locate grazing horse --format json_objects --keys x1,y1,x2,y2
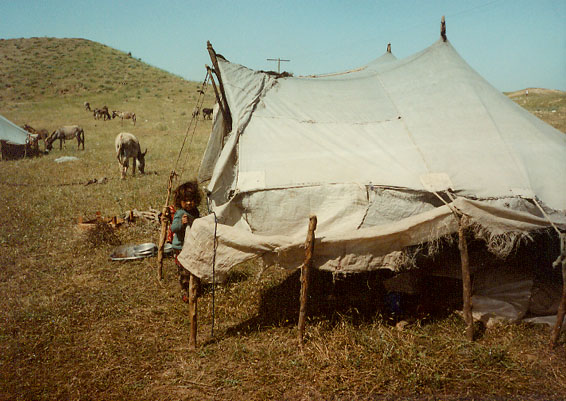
[
  {"x1": 84, "y1": 102, "x2": 91, "y2": 111},
  {"x1": 93, "y1": 105, "x2": 111, "y2": 120},
  {"x1": 46, "y1": 125, "x2": 85, "y2": 151},
  {"x1": 112, "y1": 110, "x2": 136, "y2": 126},
  {"x1": 115, "y1": 132, "x2": 146, "y2": 179},
  {"x1": 93, "y1": 108, "x2": 111, "y2": 121},
  {"x1": 202, "y1": 108, "x2": 213, "y2": 120},
  {"x1": 192, "y1": 107, "x2": 200, "y2": 118}
]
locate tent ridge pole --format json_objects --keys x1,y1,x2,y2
[
  {"x1": 207, "y1": 41, "x2": 232, "y2": 131},
  {"x1": 205, "y1": 65, "x2": 228, "y2": 127}
]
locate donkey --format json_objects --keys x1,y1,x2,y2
[
  {"x1": 93, "y1": 105, "x2": 111, "y2": 121},
  {"x1": 115, "y1": 132, "x2": 146, "y2": 179},
  {"x1": 22, "y1": 124, "x2": 50, "y2": 148},
  {"x1": 46, "y1": 125, "x2": 85, "y2": 151},
  {"x1": 202, "y1": 108, "x2": 213, "y2": 120},
  {"x1": 112, "y1": 110, "x2": 136, "y2": 126}
]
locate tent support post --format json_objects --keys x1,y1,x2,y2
[
  {"x1": 205, "y1": 65, "x2": 228, "y2": 129},
  {"x1": 207, "y1": 41, "x2": 232, "y2": 131},
  {"x1": 189, "y1": 272, "x2": 200, "y2": 350},
  {"x1": 298, "y1": 215, "x2": 317, "y2": 349},
  {"x1": 458, "y1": 219, "x2": 474, "y2": 341},
  {"x1": 551, "y1": 233, "x2": 566, "y2": 348}
]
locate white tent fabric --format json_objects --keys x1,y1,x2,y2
[
  {"x1": 180, "y1": 39, "x2": 566, "y2": 284},
  {"x1": 0, "y1": 114, "x2": 30, "y2": 145}
]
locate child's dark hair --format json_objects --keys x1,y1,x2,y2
[{"x1": 173, "y1": 180, "x2": 202, "y2": 209}]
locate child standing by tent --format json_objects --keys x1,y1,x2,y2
[
  {"x1": 171, "y1": 180, "x2": 201, "y2": 251},
  {"x1": 170, "y1": 180, "x2": 201, "y2": 302}
]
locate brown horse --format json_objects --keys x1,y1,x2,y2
[
  {"x1": 202, "y1": 108, "x2": 213, "y2": 119},
  {"x1": 93, "y1": 106, "x2": 111, "y2": 121}
]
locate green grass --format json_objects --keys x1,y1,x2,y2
[{"x1": 0, "y1": 37, "x2": 565, "y2": 401}]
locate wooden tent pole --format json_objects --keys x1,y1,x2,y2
[
  {"x1": 157, "y1": 170, "x2": 176, "y2": 280},
  {"x1": 441, "y1": 16, "x2": 447, "y2": 42},
  {"x1": 205, "y1": 65, "x2": 228, "y2": 127},
  {"x1": 550, "y1": 233, "x2": 566, "y2": 348},
  {"x1": 458, "y1": 217, "x2": 474, "y2": 341},
  {"x1": 189, "y1": 272, "x2": 200, "y2": 350},
  {"x1": 207, "y1": 41, "x2": 232, "y2": 131},
  {"x1": 298, "y1": 215, "x2": 317, "y2": 349}
]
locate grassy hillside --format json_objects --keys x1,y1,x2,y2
[
  {"x1": 0, "y1": 37, "x2": 196, "y2": 102},
  {"x1": 506, "y1": 88, "x2": 566, "y2": 133},
  {"x1": 0, "y1": 38, "x2": 565, "y2": 401}
]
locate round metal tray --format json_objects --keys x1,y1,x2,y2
[{"x1": 110, "y1": 242, "x2": 173, "y2": 261}]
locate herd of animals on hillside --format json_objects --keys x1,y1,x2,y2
[
  {"x1": 3, "y1": 101, "x2": 213, "y2": 179},
  {"x1": 83, "y1": 102, "x2": 137, "y2": 125}
]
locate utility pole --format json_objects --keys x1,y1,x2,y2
[{"x1": 266, "y1": 57, "x2": 290, "y2": 73}]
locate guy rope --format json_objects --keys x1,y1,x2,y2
[{"x1": 156, "y1": 71, "x2": 211, "y2": 280}]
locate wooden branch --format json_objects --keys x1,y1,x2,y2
[
  {"x1": 207, "y1": 41, "x2": 232, "y2": 131},
  {"x1": 458, "y1": 218, "x2": 474, "y2": 341},
  {"x1": 298, "y1": 215, "x2": 317, "y2": 349},
  {"x1": 157, "y1": 171, "x2": 176, "y2": 280},
  {"x1": 551, "y1": 233, "x2": 566, "y2": 348},
  {"x1": 189, "y1": 272, "x2": 200, "y2": 350}
]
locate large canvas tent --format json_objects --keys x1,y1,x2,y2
[
  {"x1": 180, "y1": 37, "x2": 565, "y2": 279},
  {"x1": 178, "y1": 34, "x2": 565, "y2": 334}
]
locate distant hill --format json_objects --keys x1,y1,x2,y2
[
  {"x1": 0, "y1": 37, "x2": 196, "y2": 103},
  {"x1": 1, "y1": 37, "x2": 564, "y2": 133},
  {"x1": 505, "y1": 88, "x2": 566, "y2": 133}
]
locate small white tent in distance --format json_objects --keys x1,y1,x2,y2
[
  {"x1": 0, "y1": 114, "x2": 35, "y2": 160},
  {"x1": 0, "y1": 114, "x2": 30, "y2": 145}
]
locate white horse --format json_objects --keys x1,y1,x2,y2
[{"x1": 115, "y1": 132, "x2": 146, "y2": 179}]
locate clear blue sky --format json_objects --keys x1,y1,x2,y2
[{"x1": 1, "y1": 0, "x2": 564, "y2": 92}]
